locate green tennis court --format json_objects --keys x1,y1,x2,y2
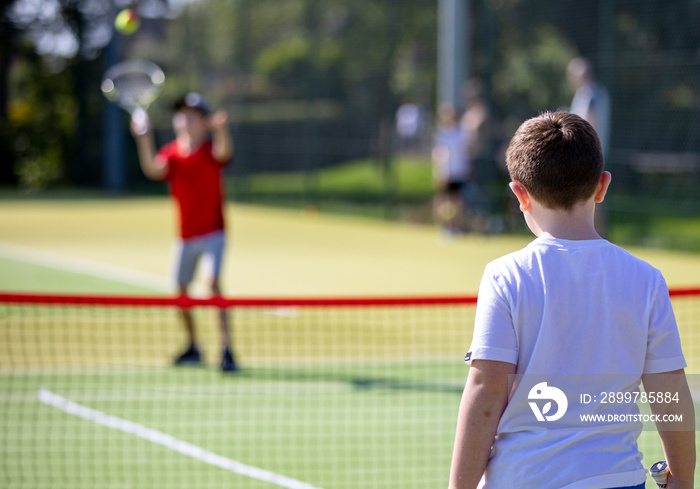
[
  {"x1": 3, "y1": 368, "x2": 463, "y2": 489},
  {"x1": 1, "y1": 198, "x2": 699, "y2": 488},
  {"x1": 1, "y1": 295, "x2": 473, "y2": 489}
]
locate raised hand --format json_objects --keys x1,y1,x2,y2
[
  {"x1": 130, "y1": 109, "x2": 151, "y2": 136},
  {"x1": 209, "y1": 110, "x2": 229, "y2": 131}
]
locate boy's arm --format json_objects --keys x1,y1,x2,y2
[
  {"x1": 131, "y1": 116, "x2": 168, "y2": 181},
  {"x1": 642, "y1": 369, "x2": 696, "y2": 489},
  {"x1": 449, "y1": 360, "x2": 514, "y2": 489},
  {"x1": 210, "y1": 110, "x2": 233, "y2": 163}
]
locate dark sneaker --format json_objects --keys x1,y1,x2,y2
[
  {"x1": 174, "y1": 345, "x2": 201, "y2": 366},
  {"x1": 221, "y1": 347, "x2": 238, "y2": 373}
]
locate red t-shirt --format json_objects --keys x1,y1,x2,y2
[{"x1": 157, "y1": 140, "x2": 225, "y2": 240}]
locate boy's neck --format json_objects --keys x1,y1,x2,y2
[
  {"x1": 176, "y1": 133, "x2": 206, "y2": 155},
  {"x1": 510, "y1": 173, "x2": 611, "y2": 241},
  {"x1": 527, "y1": 199, "x2": 601, "y2": 241}
]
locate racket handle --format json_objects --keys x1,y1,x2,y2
[{"x1": 649, "y1": 460, "x2": 670, "y2": 488}]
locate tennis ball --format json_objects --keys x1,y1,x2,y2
[{"x1": 114, "y1": 9, "x2": 140, "y2": 35}]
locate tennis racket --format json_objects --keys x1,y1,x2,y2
[
  {"x1": 101, "y1": 59, "x2": 165, "y2": 134},
  {"x1": 649, "y1": 460, "x2": 670, "y2": 488}
]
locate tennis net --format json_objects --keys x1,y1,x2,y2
[{"x1": 1, "y1": 290, "x2": 698, "y2": 489}]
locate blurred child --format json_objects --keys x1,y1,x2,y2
[
  {"x1": 432, "y1": 103, "x2": 470, "y2": 237},
  {"x1": 131, "y1": 92, "x2": 237, "y2": 372}
]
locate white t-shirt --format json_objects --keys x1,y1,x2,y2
[{"x1": 466, "y1": 237, "x2": 686, "y2": 489}]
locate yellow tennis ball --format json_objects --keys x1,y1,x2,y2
[{"x1": 114, "y1": 9, "x2": 140, "y2": 35}]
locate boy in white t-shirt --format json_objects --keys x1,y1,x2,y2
[{"x1": 449, "y1": 112, "x2": 695, "y2": 489}]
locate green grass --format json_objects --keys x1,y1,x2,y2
[
  {"x1": 609, "y1": 210, "x2": 700, "y2": 253},
  {"x1": 228, "y1": 157, "x2": 435, "y2": 221},
  {"x1": 240, "y1": 157, "x2": 433, "y2": 198},
  {"x1": 318, "y1": 157, "x2": 433, "y2": 197},
  {"x1": 2, "y1": 366, "x2": 462, "y2": 489}
]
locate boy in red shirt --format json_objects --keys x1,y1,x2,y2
[{"x1": 131, "y1": 93, "x2": 236, "y2": 372}]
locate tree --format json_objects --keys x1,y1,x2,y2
[{"x1": 1, "y1": 0, "x2": 177, "y2": 189}]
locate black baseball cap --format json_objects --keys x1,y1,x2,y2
[{"x1": 173, "y1": 92, "x2": 210, "y2": 115}]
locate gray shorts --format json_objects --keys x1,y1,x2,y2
[{"x1": 173, "y1": 230, "x2": 226, "y2": 288}]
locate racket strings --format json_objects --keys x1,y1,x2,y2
[
  {"x1": 102, "y1": 61, "x2": 164, "y2": 114},
  {"x1": 112, "y1": 72, "x2": 161, "y2": 111}
]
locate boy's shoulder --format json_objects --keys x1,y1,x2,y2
[
  {"x1": 486, "y1": 237, "x2": 661, "y2": 280},
  {"x1": 157, "y1": 139, "x2": 214, "y2": 160},
  {"x1": 157, "y1": 140, "x2": 178, "y2": 158},
  {"x1": 481, "y1": 238, "x2": 667, "y2": 309}
]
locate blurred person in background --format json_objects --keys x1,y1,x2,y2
[
  {"x1": 460, "y1": 78, "x2": 505, "y2": 234},
  {"x1": 567, "y1": 57, "x2": 610, "y2": 155},
  {"x1": 432, "y1": 103, "x2": 471, "y2": 238},
  {"x1": 130, "y1": 92, "x2": 237, "y2": 373}
]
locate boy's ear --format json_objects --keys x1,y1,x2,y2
[
  {"x1": 509, "y1": 181, "x2": 531, "y2": 212},
  {"x1": 594, "y1": 171, "x2": 612, "y2": 203}
]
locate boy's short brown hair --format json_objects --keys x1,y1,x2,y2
[{"x1": 506, "y1": 111, "x2": 604, "y2": 209}]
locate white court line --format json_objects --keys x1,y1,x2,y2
[
  {"x1": 38, "y1": 387, "x2": 324, "y2": 489},
  {"x1": 0, "y1": 241, "x2": 210, "y2": 296},
  {"x1": 4, "y1": 381, "x2": 356, "y2": 403},
  {"x1": 0, "y1": 241, "x2": 303, "y2": 317},
  {"x1": 0, "y1": 241, "x2": 171, "y2": 291}
]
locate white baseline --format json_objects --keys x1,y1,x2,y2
[
  {"x1": 0, "y1": 242, "x2": 213, "y2": 296},
  {"x1": 38, "y1": 387, "x2": 323, "y2": 489},
  {"x1": 0, "y1": 242, "x2": 170, "y2": 291}
]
